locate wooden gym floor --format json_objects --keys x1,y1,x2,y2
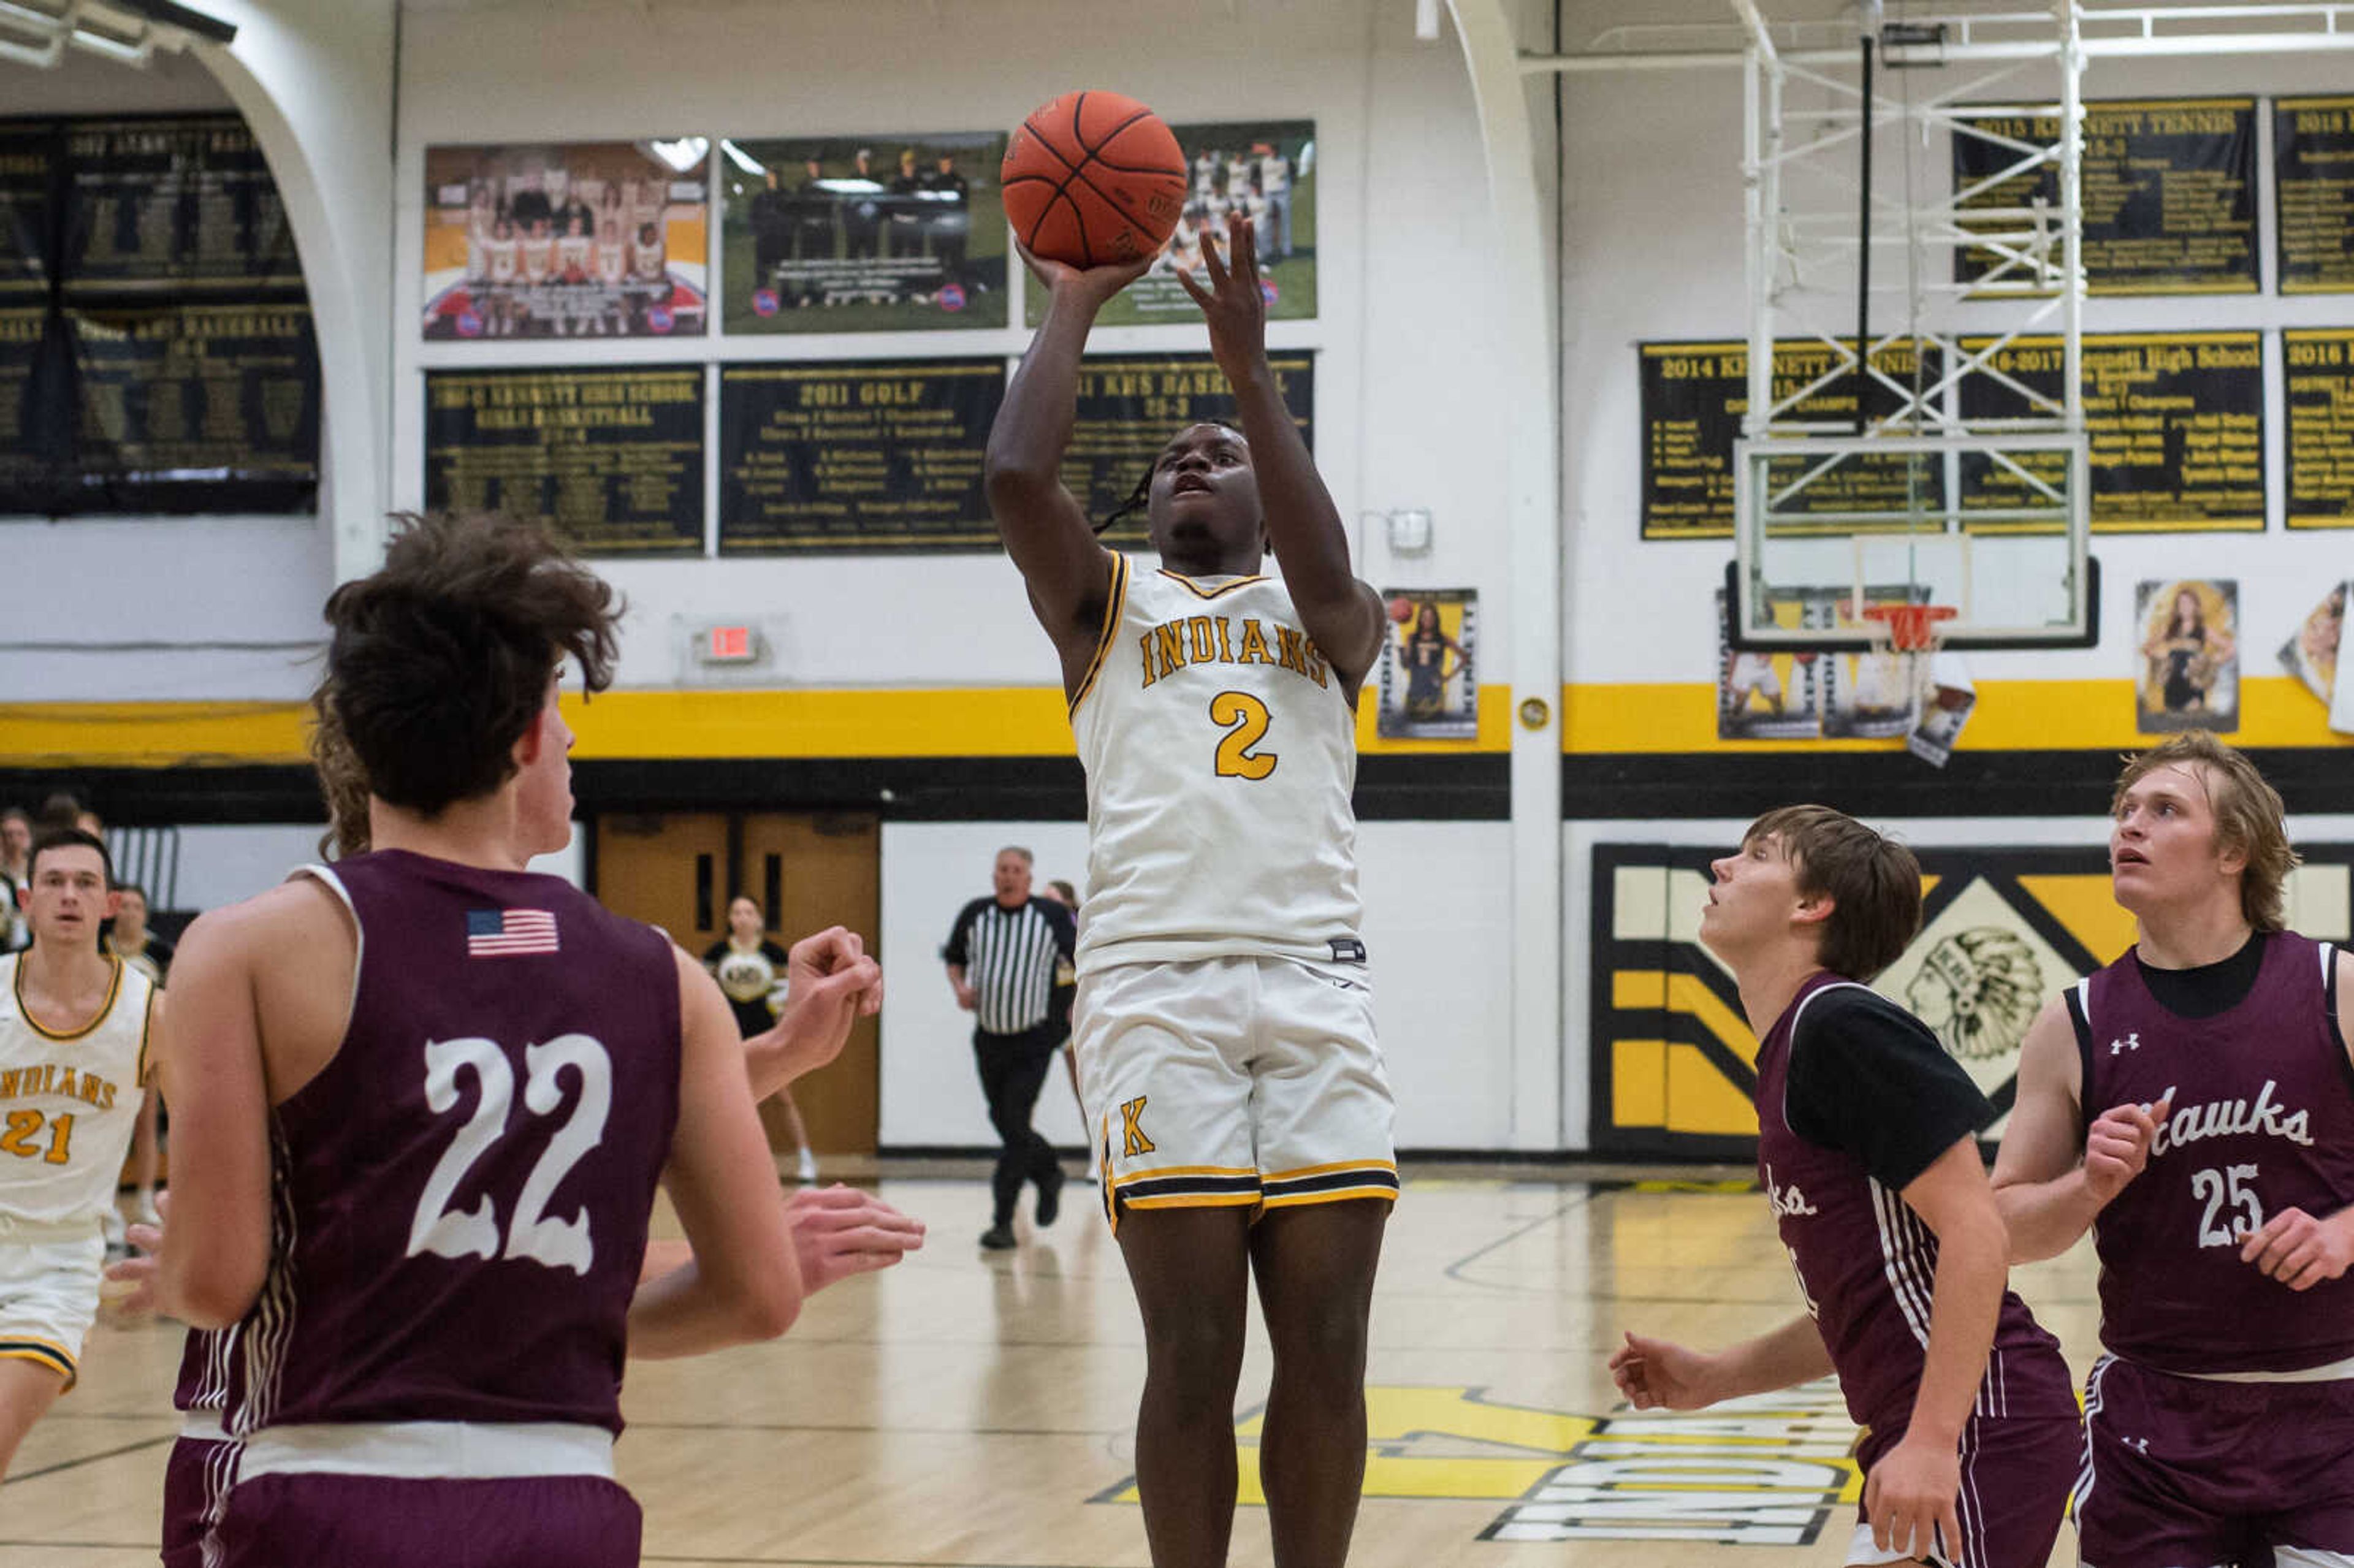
[{"x1": 1, "y1": 1163, "x2": 2099, "y2": 1566}]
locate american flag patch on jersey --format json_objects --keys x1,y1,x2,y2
[{"x1": 466, "y1": 908, "x2": 560, "y2": 957}]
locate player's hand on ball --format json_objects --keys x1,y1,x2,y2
[
  {"x1": 2240, "y1": 1205, "x2": 2354, "y2": 1291},
  {"x1": 1862, "y1": 1433, "x2": 1964, "y2": 1566},
  {"x1": 1013, "y1": 237, "x2": 1157, "y2": 303},
  {"x1": 1608, "y1": 1331, "x2": 1723, "y2": 1411},
  {"x1": 2082, "y1": 1098, "x2": 2168, "y2": 1205},
  {"x1": 787, "y1": 1184, "x2": 926, "y2": 1291},
  {"x1": 1175, "y1": 211, "x2": 1267, "y2": 382}
]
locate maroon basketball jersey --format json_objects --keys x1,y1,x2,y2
[
  {"x1": 1756, "y1": 973, "x2": 2071, "y2": 1439},
  {"x1": 175, "y1": 1326, "x2": 232, "y2": 1415},
  {"x1": 225, "y1": 850, "x2": 681, "y2": 1437},
  {"x1": 2076, "y1": 931, "x2": 2354, "y2": 1374}
]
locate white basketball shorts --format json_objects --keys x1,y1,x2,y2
[
  {"x1": 0, "y1": 1222, "x2": 104, "y2": 1388},
  {"x1": 1075, "y1": 955, "x2": 1397, "y2": 1231}
]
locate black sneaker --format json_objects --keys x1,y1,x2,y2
[
  {"x1": 978, "y1": 1224, "x2": 1017, "y2": 1250},
  {"x1": 1035, "y1": 1167, "x2": 1064, "y2": 1228}
]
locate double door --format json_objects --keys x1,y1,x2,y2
[{"x1": 594, "y1": 811, "x2": 880, "y2": 1156}]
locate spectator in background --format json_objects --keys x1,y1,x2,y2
[
  {"x1": 107, "y1": 884, "x2": 172, "y2": 988},
  {"x1": 1040, "y1": 879, "x2": 1082, "y2": 1112},
  {"x1": 106, "y1": 883, "x2": 169, "y2": 1233},
  {"x1": 943, "y1": 847, "x2": 1076, "y2": 1249},
  {"x1": 1, "y1": 808, "x2": 30, "y2": 952},
  {"x1": 703, "y1": 896, "x2": 822, "y2": 1184}
]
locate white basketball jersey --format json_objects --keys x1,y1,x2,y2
[
  {"x1": 1070, "y1": 557, "x2": 1363, "y2": 976},
  {"x1": 0, "y1": 953, "x2": 153, "y2": 1228}
]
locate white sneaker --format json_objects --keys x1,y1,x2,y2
[
  {"x1": 135, "y1": 1191, "x2": 161, "y2": 1228},
  {"x1": 796, "y1": 1149, "x2": 820, "y2": 1184}
]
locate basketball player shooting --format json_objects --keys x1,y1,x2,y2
[{"x1": 985, "y1": 210, "x2": 1397, "y2": 1568}]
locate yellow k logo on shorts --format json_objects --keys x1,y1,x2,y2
[{"x1": 1121, "y1": 1095, "x2": 1156, "y2": 1157}]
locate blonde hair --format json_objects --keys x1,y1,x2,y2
[{"x1": 2112, "y1": 732, "x2": 2297, "y2": 932}]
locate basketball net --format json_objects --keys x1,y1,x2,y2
[{"x1": 1862, "y1": 603, "x2": 1958, "y2": 655}]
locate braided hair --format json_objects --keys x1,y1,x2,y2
[{"x1": 1094, "y1": 417, "x2": 1247, "y2": 536}]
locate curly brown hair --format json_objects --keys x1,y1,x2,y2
[{"x1": 323, "y1": 512, "x2": 619, "y2": 817}]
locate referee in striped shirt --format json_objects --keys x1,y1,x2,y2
[{"x1": 944, "y1": 845, "x2": 1077, "y2": 1250}]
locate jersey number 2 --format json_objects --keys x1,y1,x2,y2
[
  {"x1": 1211, "y1": 692, "x2": 1276, "y2": 780},
  {"x1": 408, "y1": 1035, "x2": 612, "y2": 1276}
]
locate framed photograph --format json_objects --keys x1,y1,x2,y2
[
  {"x1": 716, "y1": 132, "x2": 1007, "y2": 332},
  {"x1": 1375, "y1": 589, "x2": 1477, "y2": 740},
  {"x1": 2135, "y1": 578, "x2": 2239, "y2": 733},
  {"x1": 422, "y1": 141, "x2": 709, "y2": 340}
]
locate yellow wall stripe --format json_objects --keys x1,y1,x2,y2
[
  {"x1": 1563, "y1": 675, "x2": 2348, "y2": 755},
  {"x1": 6, "y1": 675, "x2": 2342, "y2": 767}
]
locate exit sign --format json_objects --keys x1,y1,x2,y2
[{"x1": 698, "y1": 624, "x2": 762, "y2": 664}]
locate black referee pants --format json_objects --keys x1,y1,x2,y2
[{"x1": 975, "y1": 1022, "x2": 1064, "y2": 1225}]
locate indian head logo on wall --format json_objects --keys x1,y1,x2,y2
[{"x1": 1591, "y1": 842, "x2": 2353, "y2": 1157}]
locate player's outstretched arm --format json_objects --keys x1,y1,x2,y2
[
  {"x1": 638, "y1": 1186, "x2": 925, "y2": 1301},
  {"x1": 1865, "y1": 1136, "x2": 2008, "y2": 1565},
  {"x1": 741, "y1": 927, "x2": 883, "y2": 1103},
  {"x1": 1177, "y1": 211, "x2": 1383, "y2": 691},
  {"x1": 153, "y1": 912, "x2": 276, "y2": 1329},
  {"x1": 1991, "y1": 997, "x2": 2162, "y2": 1262},
  {"x1": 629, "y1": 949, "x2": 803, "y2": 1359},
  {"x1": 985, "y1": 244, "x2": 1156, "y2": 663},
  {"x1": 1609, "y1": 1315, "x2": 1829, "y2": 1411}
]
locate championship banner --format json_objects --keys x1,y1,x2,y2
[
  {"x1": 2276, "y1": 97, "x2": 2354, "y2": 295},
  {"x1": 0, "y1": 306, "x2": 61, "y2": 512},
  {"x1": 718, "y1": 359, "x2": 1004, "y2": 553},
  {"x1": 717, "y1": 132, "x2": 1007, "y2": 333},
  {"x1": 1026, "y1": 119, "x2": 1316, "y2": 329},
  {"x1": 1375, "y1": 589, "x2": 1477, "y2": 740},
  {"x1": 2287, "y1": 329, "x2": 2354, "y2": 528},
  {"x1": 1957, "y1": 332, "x2": 2264, "y2": 533},
  {"x1": 1954, "y1": 98, "x2": 2258, "y2": 295},
  {"x1": 61, "y1": 303, "x2": 319, "y2": 515},
  {"x1": 58, "y1": 116, "x2": 305, "y2": 296},
  {"x1": 424, "y1": 366, "x2": 703, "y2": 555},
  {"x1": 422, "y1": 142, "x2": 709, "y2": 340},
  {"x1": 1064, "y1": 352, "x2": 1313, "y2": 544},
  {"x1": 0, "y1": 123, "x2": 57, "y2": 299},
  {"x1": 1638, "y1": 338, "x2": 1944, "y2": 541}
]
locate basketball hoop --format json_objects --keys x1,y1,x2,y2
[{"x1": 1862, "y1": 603, "x2": 1959, "y2": 654}]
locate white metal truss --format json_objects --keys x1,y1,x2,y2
[
  {"x1": 0, "y1": 0, "x2": 210, "y2": 69},
  {"x1": 1720, "y1": 1, "x2": 2096, "y2": 644},
  {"x1": 1523, "y1": 2, "x2": 2354, "y2": 72}
]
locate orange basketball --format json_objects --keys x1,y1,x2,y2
[
  {"x1": 1002, "y1": 91, "x2": 1189, "y2": 269},
  {"x1": 1388, "y1": 596, "x2": 1415, "y2": 624}
]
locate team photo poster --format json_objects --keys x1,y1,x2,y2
[
  {"x1": 421, "y1": 142, "x2": 710, "y2": 340},
  {"x1": 717, "y1": 132, "x2": 1008, "y2": 333},
  {"x1": 1026, "y1": 120, "x2": 1316, "y2": 329}
]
